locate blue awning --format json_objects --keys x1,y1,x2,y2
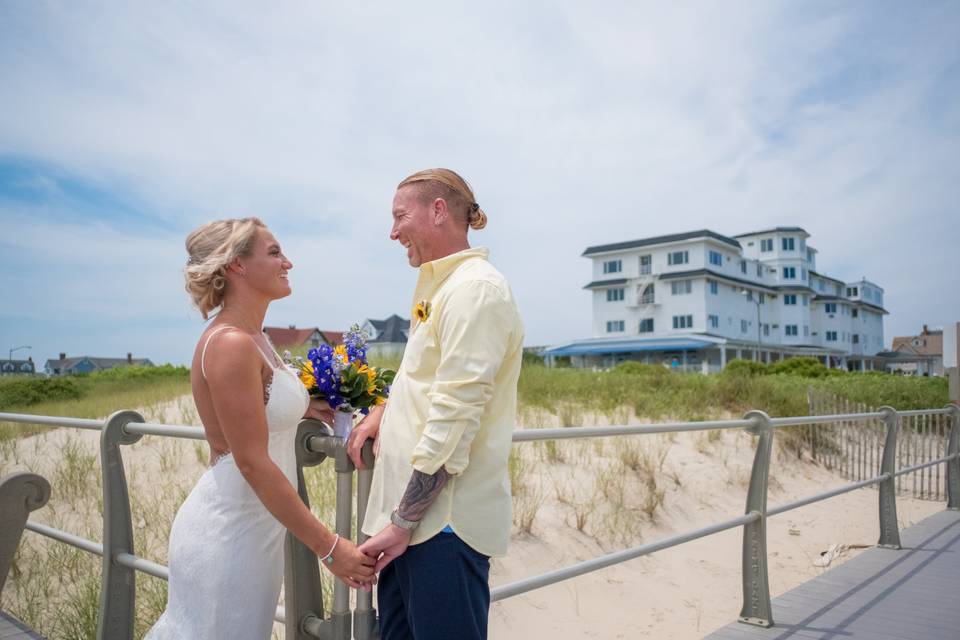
[{"x1": 545, "y1": 339, "x2": 714, "y2": 357}]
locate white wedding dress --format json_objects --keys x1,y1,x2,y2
[{"x1": 146, "y1": 327, "x2": 309, "y2": 639}]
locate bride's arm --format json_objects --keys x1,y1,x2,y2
[{"x1": 203, "y1": 331, "x2": 375, "y2": 586}]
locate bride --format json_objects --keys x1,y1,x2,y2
[{"x1": 147, "y1": 217, "x2": 374, "y2": 639}]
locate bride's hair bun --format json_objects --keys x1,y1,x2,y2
[{"x1": 184, "y1": 217, "x2": 264, "y2": 319}]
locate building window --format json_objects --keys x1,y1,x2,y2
[
  {"x1": 818, "y1": 280, "x2": 826, "y2": 292},
  {"x1": 802, "y1": 295, "x2": 808, "y2": 306},
  {"x1": 606, "y1": 288, "x2": 624, "y2": 302},
  {"x1": 853, "y1": 334, "x2": 860, "y2": 344},
  {"x1": 668, "y1": 250, "x2": 689, "y2": 266},
  {"x1": 807, "y1": 248, "x2": 814, "y2": 262},
  {"x1": 740, "y1": 260, "x2": 747, "y2": 274},
  {"x1": 640, "y1": 318, "x2": 654, "y2": 333},
  {"x1": 758, "y1": 292, "x2": 765, "y2": 304},
  {"x1": 847, "y1": 286, "x2": 859, "y2": 297},
  {"x1": 741, "y1": 319, "x2": 749, "y2": 333},
  {"x1": 785, "y1": 325, "x2": 798, "y2": 336},
  {"x1": 784, "y1": 294, "x2": 797, "y2": 305},
  {"x1": 709, "y1": 250, "x2": 723, "y2": 266},
  {"x1": 606, "y1": 320, "x2": 625, "y2": 333},
  {"x1": 804, "y1": 325, "x2": 809, "y2": 337},
  {"x1": 801, "y1": 267, "x2": 807, "y2": 281},
  {"x1": 603, "y1": 259, "x2": 622, "y2": 274},
  {"x1": 826, "y1": 331, "x2": 838, "y2": 342},
  {"x1": 641, "y1": 284, "x2": 655, "y2": 304},
  {"x1": 640, "y1": 254, "x2": 652, "y2": 275},
  {"x1": 708, "y1": 315, "x2": 719, "y2": 329},
  {"x1": 782, "y1": 266, "x2": 796, "y2": 279},
  {"x1": 825, "y1": 303, "x2": 837, "y2": 314},
  {"x1": 671, "y1": 280, "x2": 692, "y2": 295},
  {"x1": 852, "y1": 308, "x2": 858, "y2": 318},
  {"x1": 673, "y1": 315, "x2": 693, "y2": 329},
  {"x1": 761, "y1": 238, "x2": 773, "y2": 252},
  {"x1": 763, "y1": 324, "x2": 770, "y2": 337},
  {"x1": 709, "y1": 280, "x2": 718, "y2": 295},
  {"x1": 782, "y1": 237, "x2": 795, "y2": 251},
  {"x1": 756, "y1": 263, "x2": 763, "y2": 277}
]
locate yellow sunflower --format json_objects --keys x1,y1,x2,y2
[{"x1": 414, "y1": 300, "x2": 432, "y2": 322}]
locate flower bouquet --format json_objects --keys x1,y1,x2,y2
[{"x1": 292, "y1": 325, "x2": 396, "y2": 439}]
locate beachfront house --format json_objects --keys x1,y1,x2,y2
[
  {"x1": 45, "y1": 353, "x2": 154, "y2": 376},
  {"x1": 546, "y1": 227, "x2": 888, "y2": 373}
]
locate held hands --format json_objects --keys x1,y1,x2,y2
[
  {"x1": 324, "y1": 537, "x2": 377, "y2": 592},
  {"x1": 358, "y1": 524, "x2": 413, "y2": 573}
]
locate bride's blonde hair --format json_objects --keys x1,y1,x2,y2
[
  {"x1": 184, "y1": 217, "x2": 265, "y2": 319},
  {"x1": 397, "y1": 168, "x2": 487, "y2": 230}
]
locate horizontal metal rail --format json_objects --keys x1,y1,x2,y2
[
  {"x1": 767, "y1": 412, "x2": 884, "y2": 427},
  {"x1": 767, "y1": 475, "x2": 889, "y2": 517},
  {"x1": 491, "y1": 512, "x2": 759, "y2": 601},
  {"x1": 123, "y1": 422, "x2": 204, "y2": 439},
  {"x1": 25, "y1": 521, "x2": 103, "y2": 556},
  {"x1": 0, "y1": 412, "x2": 102, "y2": 430},
  {"x1": 892, "y1": 454, "x2": 959, "y2": 479},
  {"x1": 511, "y1": 418, "x2": 753, "y2": 442}
]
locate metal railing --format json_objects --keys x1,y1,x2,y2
[{"x1": 1, "y1": 403, "x2": 958, "y2": 639}]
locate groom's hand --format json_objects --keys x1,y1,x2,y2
[
  {"x1": 358, "y1": 524, "x2": 412, "y2": 573},
  {"x1": 347, "y1": 403, "x2": 385, "y2": 469},
  {"x1": 304, "y1": 398, "x2": 335, "y2": 425}
]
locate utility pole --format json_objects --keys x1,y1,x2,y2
[{"x1": 946, "y1": 322, "x2": 959, "y2": 404}]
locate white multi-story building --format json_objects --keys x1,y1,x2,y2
[{"x1": 546, "y1": 227, "x2": 888, "y2": 372}]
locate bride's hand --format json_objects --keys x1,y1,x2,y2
[
  {"x1": 325, "y1": 537, "x2": 377, "y2": 591},
  {"x1": 303, "y1": 398, "x2": 335, "y2": 425}
]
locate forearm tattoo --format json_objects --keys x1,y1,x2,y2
[{"x1": 396, "y1": 467, "x2": 451, "y2": 522}]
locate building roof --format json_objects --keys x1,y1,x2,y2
[
  {"x1": 891, "y1": 327, "x2": 942, "y2": 356},
  {"x1": 583, "y1": 278, "x2": 628, "y2": 289},
  {"x1": 582, "y1": 229, "x2": 741, "y2": 257},
  {"x1": 733, "y1": 226, "x2": 810, "y2": 239},
  {"x1": 367, "y1": 314, "x2": 409, "y2": 343},
  {"x1": 0, "y1": 359, "x2": 36, "y2": 373},
  {"x1": 263, "y1": 326, "x2": 322, "y2": 348},
  {"x1": 809, "y1": 270, "x2": 845, "y2": 286},
  {"x1": 320, "y1": 330, "x2": 343, "y2": 345},
  {"x1": 657, "y1": 268, "x2": 779, "y2": 293},
  {"x1": 44, "y1": 356, "x2": 153, "y2": 371}
]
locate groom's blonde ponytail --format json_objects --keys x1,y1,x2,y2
[{"x1": 398, "y1": 168, "x2": 487, "y2": 231}]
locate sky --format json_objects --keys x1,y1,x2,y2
[{"x1": 1, "y1": 1, "x2": 958, "y2": 367}]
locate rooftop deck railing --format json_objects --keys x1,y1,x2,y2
[{"x1": 1, "y1": 403, "x2": 958, "y2": 639}]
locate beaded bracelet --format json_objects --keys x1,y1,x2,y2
[{"x1": 321, "y1": 534, "x2": 340, "y2": 566}]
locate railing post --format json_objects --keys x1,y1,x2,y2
[
  {"x1": 354, "y1": 440, "x2": 379, "y2": 640},
  {"x1": 946, "y1": 404, "x2": 960, "y2": 510},
  {"x1": 877, "y1": 406, "x2": 901, "y2": 548},
  {"x1": 739, "y1": 410, "x2": 774, "y2": 628},
  {"x1": 304, "y1": 432, "x2": 355, "y2": 640},
  {"x1": 97, "y1": 410, "x2": 145, "y2": 640},
  {"x1": 0, "y1": 472, "x2": 51, "y2": 594},
  {"x1": 286, "y1": 419, "x2": 334, "y2": 640}
]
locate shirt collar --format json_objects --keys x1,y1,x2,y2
[{"x1": 418, "y1": 246, "x2": 489, "y2": 287}]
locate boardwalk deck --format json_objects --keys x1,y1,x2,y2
[
  {"x1": 705, "y1": 509, "x2": 960, "y2": 640},
  {"x1": 0, "y1": 612, "x2": 45, "y2": 639}
]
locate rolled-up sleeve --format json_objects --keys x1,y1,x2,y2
[{"x1": 410, "y1": 280, "x2": 514, "y2": 475}]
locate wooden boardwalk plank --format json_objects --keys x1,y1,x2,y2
[{"x1": 704, "y1": 509, "x2": 960, "y2": 640}]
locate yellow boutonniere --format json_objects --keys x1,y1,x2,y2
[{"x1": 414, "y1": 300, "x2": 432, "y2": 322}]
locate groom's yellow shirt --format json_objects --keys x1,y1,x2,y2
[{"x1": 362, "y1": 246, "x2": 523, "y2": 558}]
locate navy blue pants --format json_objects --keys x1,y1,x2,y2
[{"x1": 378, "y1": 532, "x2": 491, "y2": 640}]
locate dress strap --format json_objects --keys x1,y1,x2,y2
[{"x1": 201, "y1": 326, "x2": 280, "y2": 379}]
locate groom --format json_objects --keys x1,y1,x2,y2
[{"x1": 350, "y1": 168, "x2": 523, "y2": 640}]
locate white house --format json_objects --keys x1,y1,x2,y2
[{"x1": 545, "y1": 227, "x2": 887, "y2": 372}]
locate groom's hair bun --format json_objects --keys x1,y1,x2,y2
[
  {"x1": 398, "y1": 168, "x2": 487, "y2": 231},
  {"x1": 184, "y1": 217, "x2": 265, "y2": 319}
]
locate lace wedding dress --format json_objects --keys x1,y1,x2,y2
[{"x1": 146, "y1": 327, "x2": 309, "y2": 639}]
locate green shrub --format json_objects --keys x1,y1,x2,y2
[
  {"x1": 0, "y1": 377, "x2": 83, "y2": 409},
  {"x1": 767, "y1": 357, "x2": 840, "y2": 378},
  {"x1": 722, "y1": 360, "x2": 768, "y2": 376}
]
